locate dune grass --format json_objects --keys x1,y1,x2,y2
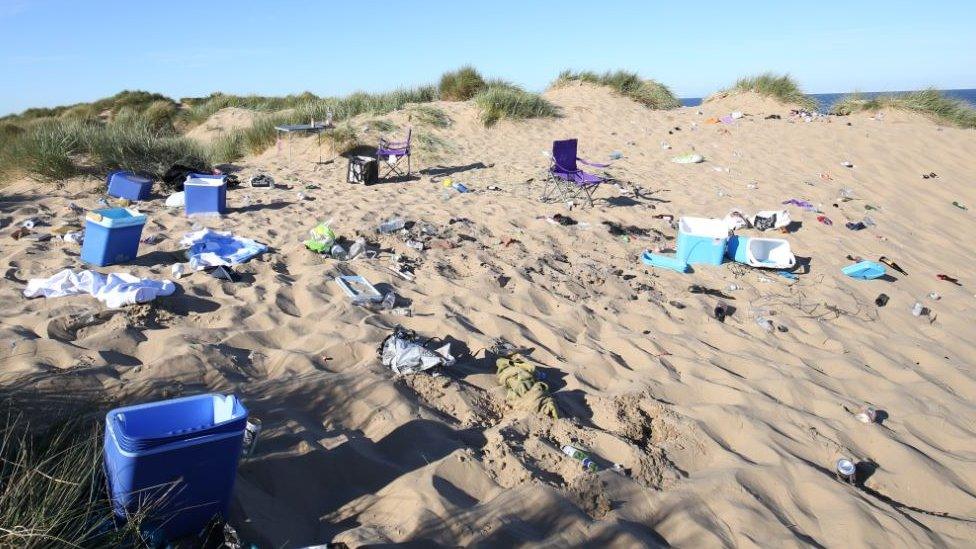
[
  {"x1": 831, "y1": 88, "x2": 976, "y2": 128},
  {"x1": 718, "y1": 73, "x2": 816, "y2": 110},
  {"x1": 438, "y1": 66, "x2": 487, "y2": 101},
  {"x1": 0, "y1": 415, "x2": 145, "y2": 547},
  {"x1": 409, "y1": 105, "x2": 452, "y2": 128},
  {"x1": 473, "y1": 85, "x2": 559, "y2": 127},
  {"x1": 554, "y1": 70, "x2": 680, "y2": 109},
  {"x1": 0, "y1": 117, "x2": 210, "y2": 181}
]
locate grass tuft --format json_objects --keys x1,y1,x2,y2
[
  {"x1": 438, "y1": 66, "x2": 487, "y2": 101},
  {"x1": 0, "y1": 415, "x2": 145, "y2": 547},
  {"x1": 409, "y1": 105, "x2": 452, "y2": 128},
  {"x1": 554, "y1": 70, "x2": 680, "y2": 109},
  {"x1": 831, "y1": 88, "x2": 976, "y2": 128},
  {"x1": 718, "y1": 73, "x2": 816, "y2": 110},
  {"x1": 474, "y1": 85, "x2": 559, "y2": 127}
]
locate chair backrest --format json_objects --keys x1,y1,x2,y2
[{"x1": 551, "y1": 139, "x2": 578, "y2": 172}]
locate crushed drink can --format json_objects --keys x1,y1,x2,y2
[{"x1": 242, "y1": 418, "x2": 262, "y2": 458}]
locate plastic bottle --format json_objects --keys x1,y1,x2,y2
[
  {"x1": 911, "y1": 302, "x2": 924, "y2": 316},
  {"x1": 928, "y1": 292, "x2": 941, "y2": 301},
  {"x1": 562, "y1": 444, "x2": 598, "y2": 472},
  {"x1": 390, "y1": 307, "x2": 412, "y2": 317},
  {"x1": 378, "y1": 217, "x2": 406, "y2": 234},
  {"x1": 755, "y1": 316, "x2": 774, "y2": 332},
  {"x1": 330, "y1": 244, "x2": 347, "y2": 260},
  {"x1": 381, "y1": 291, "x2": 396, "y2": 310},
  {"x1": 348, "y1": 237, "x2": 366, "y2": 260},
  {"x1": 727, "y1": 283, "x2": 739, "y2": 291}
]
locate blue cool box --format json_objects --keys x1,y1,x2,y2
[
  {"x1": 676, "y1": 217, "x2": 729, "y2": 266},
  {"x1": 103, "y1": 394, "x2": 248, "y2": 541},
  {"x1": 185, "y1": 174, "x2": 227, "y2": 215},
  {"x1": 80, "y1": 207, "x2": 146, "y2": 266},
  {"x1": 106, "y1": 171, "x2": 153, "y2": 201}
]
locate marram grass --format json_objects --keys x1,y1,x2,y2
[
  {"x1": 554, "y1": 70, "x2": 680, "y2": 109},
  {"x1": 831, "y1": 88, "x2": 976, "y2": 128}
]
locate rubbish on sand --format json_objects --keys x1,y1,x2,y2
[
  {"x1": 171, "y1": 263, "x2": 190, "y2": 279},
  {"x1": 184, "y1": 174, "x2": 227, "y2": 215},
  {"x1": 380, "y1": 325, "x2": 455, "y2": 374},
  {"x1": 496, "y1": 354, "x2": 559, "y2": 418},
  {"x1": 164, "y1": 191, "x2": 185, "y2": 208},
  {"x1": 181, "y1": 229, "x2": 268, "y2": 269},
  {"x1": 107, "y1": 171, "x2": 153, "y2": 201},
  {"x1": 777, "y1": 271, "x2": 798, "y2": 281},
  {"x1": 952, "y1": 201, "x2": 968, "y2": 210},
  {"x1": 751, "y1": 210, "x2": 791, "y2": 231},
  {"x1": 562, "y1": 444, "x2": 598, "y2": 472},
  {"x1": 209, "y1": 265, "x2": 236, "y2": 282},
  {"x1": 836, "y1": 458, "x2": 857, "y2": 483},
  {"x1": 250, "y1": 174, "x2": 274, "y2": 187},
  {"x1": 783, "y1": 198, "x2": 817, "y2": 212},
  {"x1": 912, "y1": 302, "x2": 926, "y2": 317},
  {"x1": 23, "y1": 269, "x2": 176, "y2": 308},
  {"x1": 80, "y1": 207, "x2": 147, "y2": 267},
  {"x1": 842, "y1": 261, "x2": 886, "y2": 280},
  {"x1": 452, "y1": 182, "x2": 469, "y2": 193},
  {"x1": 103, "y1": 394, "x2": 248, "y2": 540},
  {"x1": 855, "y1": 406, "x2": 878, "y2": 424},
  {"x1": 550, "y1": 213, "x2": 578, "y2": 226},
  {"x1": 816, "y1": 215, "x2": 833, "y2": 226},
  {"x1": 755, "y1": 316, "x2": 774, "y2": 332},
  {"x1": 875, "y1": 293, "x2": 889, "y2": 307},
  {"x1": 640, "y1": 251, "x2": 689, "y2": 273},
  {"x1": 378, "y1": 217, "x2": 407, "y2": 234},
  {"x1": 841, "y1": 161, "x2": 854, "y2": 168},
  {"x1": 723, "y1": 209, "x2": 750, "y2": 231},
  {"x1": 879, "y1": 256, "x2": 907, "y2": 275},
  {"x1": 609, "y1": 151, "x2": 623, "y2": 160},
  {"x1": 726, "y1": 236, "x2": 796, "y2": 269},
  {"x1": 714, "y1": 302, "x2": 728, "y2": 322},
  {"x1": 928, "y1": 292, "x2": 941, "y2": 301},
  {"x1": 241, "y1": 418, "x2": 262, "y2": 458},
  {"x1": 922, "y1": 172, "x2": 938, "y2": 179},
  {"x1": 936, "y1": 274, "x2": 962, "y2": 286},
  {"x1": 846, "y1": 221, "x2": 867, "y2": 231},
  {"x1": 305, "y1": 220, "x2": 337, "y2": 253},
  {"x1": 677, "y1": 217, "x2": 729, "y2": 266},
  {"x1": 671, "y1": 153, "x2": 704, "y2": 164},
  {"x1": 334, "y1": 275, "x2": 383, "y2": 304}
]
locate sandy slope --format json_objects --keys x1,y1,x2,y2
[{"x1": 2, "y1": 85, "x2": 975, "y2": 547}]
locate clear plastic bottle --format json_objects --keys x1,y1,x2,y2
[
  {"x1": 330, "y1": 244, "x2": 347, "y2": 260},
  {"x1": 755, "y1": 316, "x2": 774, "y2": 332},
  {"x1": 381, "y1": 291, "x2": 396, "y2": 310},
  {"x1": 378, "y1": 217, "x2": 406, "y2": 234},
  {"x1": 561, "y1": 444, "x2": 598, "y2": 472},
  {"x1": 348, "y1": 237, "x2": 366, "y2": 260},
  {"x1": 911, "y1": 302, "x2": 924, "y2": 316}
]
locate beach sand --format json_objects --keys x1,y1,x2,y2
[{"x1": 2, "y1": 84, "x2": 975, "y2": 547}]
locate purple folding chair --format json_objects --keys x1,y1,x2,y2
[
  {"x1": 542, "y1": 138, "x2": 610, "y2": 206},
  {"x1": 377, "y1": 128, "x2": 412, "y2": 180}
]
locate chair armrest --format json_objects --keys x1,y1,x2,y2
[{"x1": 577, "y1": 157, "x2": 611, "y2": 168}]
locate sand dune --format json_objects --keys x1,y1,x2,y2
[{"x1": 2, "y1": 84, "x2": 975, "y2": 547}]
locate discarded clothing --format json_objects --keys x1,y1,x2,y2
[
  {"x1": 250, "y1": 174, "x2": 274, "y2": 187},
  {"x1": 379, "y1": 326, "x2": 454, "y2": 374},
  {"x1": 23, "y1": 269, "x2": 175, "y2": 308},
  {"x1": 180, "y1": 229, "x2": 268, "y2": 269},
  {"x1": 782, "y1": 198, "x2": 817, "y2": 212}
]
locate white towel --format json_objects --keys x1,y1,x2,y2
[{"x1": 23, "y1": 269, "x2": 176, "y2": 308}]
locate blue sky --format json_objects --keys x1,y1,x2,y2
[{"x1": 2, "y1": 0, "x2": 974, "y2": 115}]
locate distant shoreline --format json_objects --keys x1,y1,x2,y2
[{"x1": 680, "y1": 88, "x2": 976, "y2": 109}]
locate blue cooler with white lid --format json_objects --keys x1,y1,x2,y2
[
  {"x1": 676, "y1": 217, "x2": 730, "y2": 265},
  {"x1": 184, "y1": 174, "x2": 227, "y2": 215},
  {"x1": 106, "y1": 171, "x2": 153, "y2": 201},
  {"x1": 103, "y1": 393, "x2": 248, "y2": 542},
  {"x1": 80, "y1": 207, "x2": 147, "y2": 266}
]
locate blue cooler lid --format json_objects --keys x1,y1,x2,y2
[{"x1": 86, "y1": 207, "x2": 147, "y2": 228}]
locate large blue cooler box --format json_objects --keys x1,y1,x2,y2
[
  {"x1": 107, "y1": 171, "x2": 153, "y2": 201},
  {"x1": 676, "y1": 216, "x2": 730, "y2": 265},
  {"x1": 184, "y1": 174, "x2": 227, "y2": 215},
  {"x1": 80, "y1": 207, "x2": 146, "y2": 266},
  {"x1": 103, "y1": 394, "x2": 248, "y2": 541}
]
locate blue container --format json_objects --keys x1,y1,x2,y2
[
  {"x1": 80, "y1": 208, "x2": 147, "y2": 266},
  {"x1": 107, "y1": 171, "x2": 153, "y2": 201},
  {"x1": 726, "y1": 235, "x2": 750, "y2": 263},
  {"x1": 842, "y1": 261, "x2": 886, "y2": 280},
  {"x1": 676, "y1": 217, "x2": 729, "y2": 265},
  {"x1": 103, "y1": 394, "x2": 248, "y2": 541},
  {"x1": 184, "y1": 174, "x2": 227, "y2": 215}
]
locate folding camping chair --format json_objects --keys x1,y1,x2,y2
[
  {"x1": 377, "y1": 128, "x2": 412, "y2": 180},
  {"x1": 541, "y1": 138, "x2": 610, "y2": 207}
]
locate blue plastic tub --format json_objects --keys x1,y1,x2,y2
[
  {"x1": 103, "y1": 394, "x2": 248, "y2": 542},
  {"x1": 726, "y1": 235, "x2": 749, "y2": 263},
  {"x1": 842, "y1": 261, "x2": 886, "y2": 280},
  {"x1": 676, "y1": 217, "x2": 729, "y2": 265},
  {"x1": 185, "y1": 174, "x2": 227, "y2": 215},
  {"x1": 80, "y1": 208, "x2": 147, "y2": 266},
  {"x1": 107, "y1": 171, "x2": 153, "y2": 201},
  {"x1": 640, "y1": 250, "x2": 689, "y2": 273}
]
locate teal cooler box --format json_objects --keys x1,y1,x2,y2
[
  {"x1": 103, "y1": 394, "x2": 248, "y2": 541},
  {"x1": 676, "y1": 217, "x2": 730, "y2": 265},
  {"x1": 80, "y1": 208, "x2": 146, "y2": 266},
  {"x1": 184, "y1": 174, "x2": 227, "y2": 215}
]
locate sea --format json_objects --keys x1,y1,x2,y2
[{"x1": 680, "y1": 88, "x2": 976, "y2": 110}]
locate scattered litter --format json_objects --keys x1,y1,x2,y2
[
  {"x1": 952, "y1": 201, "x2": 967, "y2": 210},
  {"x1": 609, "y1": 151, "x2": 623, "y2": 160},
  {"x1": 497, "y1": 354, "x2": 558, "y2": 419},
  {"x1": 164, "y1": 192, "x2": 185, "y2": 208},
  {"x1": 550, "y1": 213, "x2": 577, "y2": 226},
  {"x1": 855, "y1": 406, "x2": 878, "y2": 424},
  {"x1": 836, "y1": 458, "x2": 857, "y2": 483},
  {"x1": 750, "y1": 210, "x2": 791, "y2": 231},
  {"x1": 928, "y1": 292, "x2": 941, "y2": 301},
  {"x1": 334, "y1": 274, "x2": 383, "y2": 304},
  {"x1": 879, "y1": 256, "x2": 907, "y2": 275},
  {"x1": 875, "y1": 293, "x2": 889, "y2": 307},
  {"x1": 922, "y1": 172, "x2": 938, "y2": 179},
  {"x1": 817, "y1": 215, "x2": 833, "y2": 226},
  {"x1": 777, "y1": 271, "x2": 798, "y2": 281},
  {"x1": 378, "y1": 217, "x2": 406, "y2": 234},
  {"x1": 209, "y1": 265, "x2": 236, "y2": 282},
  {"x1": 911, "y1": 301, "x2": 926, "y2": 317},
  {"x1": 21, "y1": 217, "x2": 39, "y2": 229},
  {"x1": 713, "y1": 302, "x2": 728, "y2": 322},
  {"x1": 23, "y1": 269, "x2": 176, "y2": 308},
  {"x1": 755, "y1": 316, "x2": 774, "y2": 332},
  {"x1": 380, "y1": 325, "x2": 455, "y2": 375},
  {"x1": 305, "y1": 220, "x2": 337, "y2": 253},
  {"x1": 936, "y1": 274, "x2": 961, "y2": 286},
  {"x1": 842, "y1": 260, "x2": 886, "y2": 280},
  {"x1": 841, "y1": 161, "x2": 854, "y2": 168},
  {"x1": 561, "y1": 444, "x2": 597, "y2": 472},
  {"x1": 171, "y1": 263, "x2": 190, "y2": 279},
  {"x1": 141, "y1": 233, "x2": 164, "y2": 245},
  {"x1": 846, "y1": 221, "x2": 867, "y2": 231},
  {"x1": 11, "y1": 227, "x2": 30, "y2": 240},
  {"x1": 671, "y1": 153, "x2": 704, "y2": 164},
  {"x1": 782, "y1": 198, "x2": 817, "y2": 212},
  {"x1": 181, "y1": 229, "x2": 268, "y2": 269},
  {"x1": 641, "y1": 251, "x2": 689, "y2": 273},
  {"x1": 250, "y1": 174, "x2": 274, "y2": 187}
]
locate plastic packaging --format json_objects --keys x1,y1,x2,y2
[
  {"x1": 381, "y1": 291, "x2": 396, "y2": 310},
  {"x1": 378, "y1": 217, "x2": 406, "y2": 234},
  {"x1": 911, "y1": 302, "x2": 924, "y2": 316},
  {"x1": 348, "y1": 237, "x2": 366, "y2": 260},
  {"x1": 330, "y1": 244, "x2": 347, "y2": 260},
  {"x1": 755, "y1": 316, "x2": 774, "y2": 332},
  {"x1": 561, "y1": 444, "x2": 598, "y2": 472}
]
